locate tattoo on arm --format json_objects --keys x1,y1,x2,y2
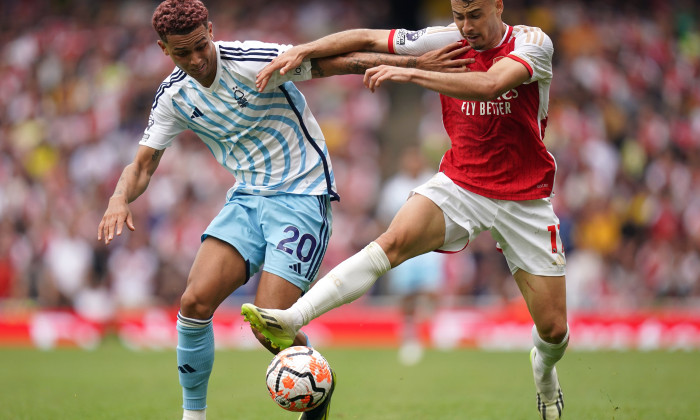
[
  {"x1": 311, "y1": 58, "x2": 326, "y2": 78},
  {"x1": 312, "y1": 53, "x2": 419, "y2": 78},
  {"x1": 399, "y1": 56, "x2": 418, "y2": 69},
  {"x1": 110, "y1": 173, "x2": 126, "y2": 200},
  {"x1": 151, "y1": 150, "x2": 161, "y2": 162},
  {"x1": 368, "y1": 53, "x2": 419, "y2": 69},
  {"x1": 115, "y1": 174, "x2": 125, "y2": 195},
  {"x1": 351, "y1": 52, "x2": 419, "y2": 70}
]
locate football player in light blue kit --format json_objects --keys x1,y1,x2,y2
[{"x1": 96, "y1": 1, "x2": 473, "y2": 419}]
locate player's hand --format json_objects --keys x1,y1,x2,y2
[
  {"x1": 256, "y1": 46, "x2": 308, "y2": 92},
  {"x1": 363, "y1": 65, "x2": 416, "y2": 92},
  {"x1": 97, "y1": 197, "x2": 135, "y2": 245},
  {"x1": 416, "y1": 42, "x2": 474, "y2": 72}
]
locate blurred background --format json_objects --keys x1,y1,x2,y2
[{"x1": 1, "y1": 0, "x2": 699, "y2": 351}]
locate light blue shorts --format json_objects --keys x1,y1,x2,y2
[
  {"x1": 388, "y1": 251, "x2": 445, "y2": 295},
  {"x1": 202, "y1": 193, "x2": 332, "y2": 292}
]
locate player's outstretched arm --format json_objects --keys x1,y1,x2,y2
[
  {"x1": 309, "y1": 42, "x2": 473, "y2": 79},
  {"x1": 97, "y1": 145, "x2": 164, "y2": 244},
  {"x1": 364, "y1": 55, "x2": 530, "y2": 101},
  {"x1": 256, "y1": 29, "x2": 391, "y2": 91},
  {"x1": 414, "y1": 41, "x2": 473, "y2": 72}
]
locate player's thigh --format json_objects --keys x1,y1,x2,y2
[
  {"x1": 259, "y1": 194, "x2": 332, "y2": 293},
  {"x1": 254, "y1": 271, "x2": 304, "y2": 310},
  {"x1": 377, "y1": 193, "x2": 446, "y2": 266},
  {"x1": 513, "y1": 269, "x2": 567, "y2": 341},
  {"x1": 183, "y1": 236, "x2": 249, "y2": 315}
]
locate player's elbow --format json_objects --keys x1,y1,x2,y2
[
  {"x1": 476, "y1": 80, "x2": 503, "y2": 101},
  {"x1": 132, "y1": 160, "x2": 158, "y2": 179},
  {"x1": 452, "y1": 79, "x2": 502, "y2": 101}
]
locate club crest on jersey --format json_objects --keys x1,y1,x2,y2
[{"x1": 233, "y1": 87, "x2": 248, "y2": 108}]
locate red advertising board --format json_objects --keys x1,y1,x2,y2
[{"x1": 1, "y1": 303, "x2": 699, "y2": 350}]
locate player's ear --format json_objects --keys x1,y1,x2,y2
[
  {"x1": 207, "y1": 21, "x2": 213, "y2": 39},
  {"x1": 157, "y1": 39, "x2": 169, "y2": 56}
]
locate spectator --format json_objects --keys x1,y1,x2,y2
[{"x1": 0, "y1": 0, "x2": 698, "y2": 316}]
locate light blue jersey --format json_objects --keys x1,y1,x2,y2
[{"x1": 140, "y1": 40, "x2": 338, "y2": 200}]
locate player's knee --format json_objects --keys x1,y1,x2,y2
[
  {"x1": 537, "y1": 319, "x2": 569, "y2": 344},
  {"x1": 377, "y1": 231, "x2": 398, "y2": 251},
  {"x1": 376, "y1": 231, "x2": 409, "y2": 265},
  {"x1": 378, "y1": 225, "x2": 441, "y2": 266},
  {"x1": 179, "y1": 289, "x2": 214, "y2": 320}
]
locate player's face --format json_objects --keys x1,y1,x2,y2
[
  {"x1": 451, "y1": 0, "x2": 505, "y2": 50},
  {"x1": 159, "y1": 22, "x2": 217, "y2": 87}
]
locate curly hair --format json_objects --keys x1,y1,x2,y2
[{"x1": 152, "y1": 0, "x2": 209, "y2": 42}]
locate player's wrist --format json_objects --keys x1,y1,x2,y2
[
  {"x1": 109, "y1": 195, "x2": 128, "y2": 203},
  {"x1": 303, "y1": 43, "x2": 325, "y2": 59}
]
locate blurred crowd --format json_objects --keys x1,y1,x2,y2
[{"x1": 1, "y1": 0, "x2": 699, "y2": 323}]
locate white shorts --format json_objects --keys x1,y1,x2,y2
[{"x1": 412, "y1": 172, "x2": 566, "y2": 276}]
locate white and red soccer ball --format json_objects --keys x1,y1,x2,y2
[{"x1": 265, "y1": 346, "x2": 334, "y2": 412}]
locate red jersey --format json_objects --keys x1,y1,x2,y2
[{"x1": 389, "y1": 24, "x2": 556, "y2": 200}]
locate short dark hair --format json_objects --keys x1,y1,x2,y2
[{"x1": 152, "y1": 0, "x2": 209, "y2": 42}]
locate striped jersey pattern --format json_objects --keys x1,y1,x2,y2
[{"x1": 140, "y1": 40, "x2": 338, "y2": 201}]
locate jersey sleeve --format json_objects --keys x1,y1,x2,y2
[
  {"x1": 218, "y1": 40, "x2": 313, "y2": 91},
  {"x1": 139, "y1": 96, "x2": 186, "y2": 150},
  {"x1": 508, "y1": 26, "x2": 554, "y2": 83},
  {"x1": 388, "y1": 23, "x2": 463, "y2": 56}
]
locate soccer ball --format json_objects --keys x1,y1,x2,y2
[{"x1": 265, "y1": 346, "x2": 334, "y2": 412}]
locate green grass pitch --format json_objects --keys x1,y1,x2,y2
[{"x1": 2, "y1": 341, "x2": 699, "y2": 419}]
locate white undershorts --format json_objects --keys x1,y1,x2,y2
[{"x1": 411, "y1": 172, "x2": 566, "y2": 276}]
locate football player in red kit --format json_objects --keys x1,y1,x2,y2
[{"x1": 244, "y1": 1, "x2": 568, "y2": 419}]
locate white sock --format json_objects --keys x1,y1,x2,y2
[
  {"x1": 182, "y1": 408, "x2": 206, "y2": 420},
  {"x1": 532, "y1": 324, "x2": 569, "y2": 376},
  {"x1": 290, "y1": 242, "x2": 391, "y2": 327}
]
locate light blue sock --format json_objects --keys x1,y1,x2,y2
[
  {"x1": 300, "y1": 330, "x2": 311, "y2": 347},
  {"x1": 177, "y1": 312, "x2": 215, "y2": 410}
]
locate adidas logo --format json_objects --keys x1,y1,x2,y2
[
  {"x1": 178, "y1": 364, "x2": 197, "y2": 374},
  {"x1": 190, "y1": 107, "x2": 203, "y2": 119},
  {"x1": 288, "y1": 262, "x2": 301, "y2": 274}
]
